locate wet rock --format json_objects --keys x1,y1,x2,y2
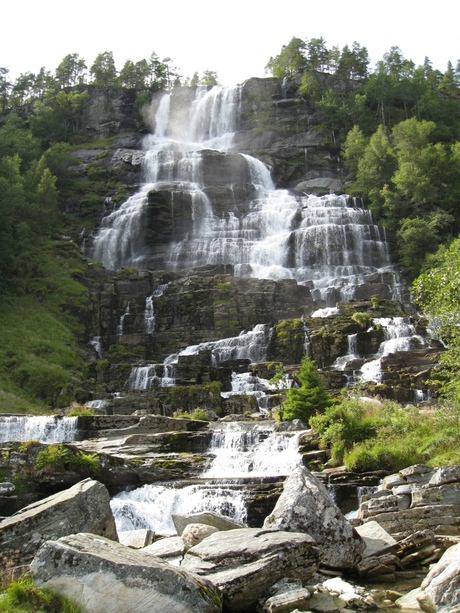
[
  {"x1": 263, "y1": 466, "x2": 364, "y2": 569},
  {"x1": 31, "y1": 532, "x2": 222, "y2": 613}
]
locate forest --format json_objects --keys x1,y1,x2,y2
[{"x1": 1, "y1": 39, "x2": 460, "y2": 469}]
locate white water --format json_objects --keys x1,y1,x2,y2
[
  {"x1": 334, "y1": 317, "x2": 426, "y2": 383},
  {"x1": 221, "y1": 371, "x2": 289, "y2": 412},
  {"x1": 0, "y1": 415, "x2": 78, "y2": 443},
  {"x1": 110, "y1": 421, "x2": 304, "y2": 534},
  {"x1": 89, "y1": 85, "x2": 403, "y2": 305},
  {"x1": 126, "y1": 323, "x2": 272, "y2": 390},
  {"x1": 202, "y1": 422, "x2": 303, "y2": 478}
]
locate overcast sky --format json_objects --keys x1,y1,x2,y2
[{"x1": 2, "y1": 0, "x2": 459, "y2": 86}]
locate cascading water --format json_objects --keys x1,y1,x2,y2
[
  {"x1": 110, "y1": 421, "x2": 305, "y2": 534},
  {"x1": 126, "y1": 324, "x2": 272, "y2": 390},
  {"x1": 339, "y1": 317, "x2": 426, "y2": 383},
  {"x1": 0, "y1": 415, "x2": 78, "y2": 443},
  {"x1": 88, "y1": 85, "x2": 403, "y2": 305}
]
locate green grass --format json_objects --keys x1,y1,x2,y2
[
  {"x1": 0, "y1": 241, "x2": 90, "y2": 413},
  {"x1": 0, "y1": 576, "x2": 81, "y2": 613}
]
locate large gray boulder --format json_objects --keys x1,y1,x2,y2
[
  {"x1": 0, "y1": 478, "x2": 117, "y2": 563},
  {"x1": 417, "y1": 541, "x2": 460, "y2": 613},
  {"x1": 31, "y1": 532, "x2": 222, "y2": 613},
  {"x1": 263, "y1": 466, "x2": 364, "y2": 569},
  {"x1": 181, "y1": 527, "x2": 320, "y2": 612}
]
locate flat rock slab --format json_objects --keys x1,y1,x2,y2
[
  {"x1": 355, "y1": 520, "x2": 397, "y2": 557},
  {"x1": 172, "y1": 511, "x2": 244, "y2": 535},
  {"x1": 0, "y1": 478, "x2": 117, "y2": 563},
  {"x1": 181, "y1": 527, "x2": 320, "y2": 612},
  {"x1": 31, "y1": 533, "x2": 222, "y2": 613}
]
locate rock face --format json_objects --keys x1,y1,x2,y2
[
  {"x1": 417, "y1": 542, "x2": 460, "y2": 613},
  {"x1": 359, "y1": 464, "x2": 460, "y2": 538},
  {"x1": 0, "y1": 478, "x2": 117, "y2": 564},
  {"x1": 263, "y1": 466, "x2": 365, "y2": 569},
  {"x1": 31, "y1": 532, "x2": 222, "y2": 613},
  {"x1": 181, "y1": 527, "x2": 320, "y2": 613}
]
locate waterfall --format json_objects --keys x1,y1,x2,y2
[
  {"x1": 202, "y1": 422, "x2": 303, "y2": 478},
  {"x1": 88, "y1": 84, "x2": 402, "y2": 305},
  {"x1": 0, "y1": 415, "x2": 78, "y2": 443},
  {"x1": 359, "y1": 317, "x2": 426, "y2": 383},
  {"x1": 117, "y1": 302, "x2": 130, "y2": 336},
  {"x1": 126, "y1": 324, "x2": 272, "y2": 390},
  {"x1": 144, "y1": 283, "x2": 169, "y2": 335},
  {"x1": 110, "y1": 421, "x2": 304, "y2": 534}
]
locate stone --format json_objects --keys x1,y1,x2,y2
[
  {"x1": 118, "y1": 528, "x2": 154, "y2": 549},
  {"x1": 428, "y1": 465, "x2": 460, "y2": 486},
  {"x1": 0, "y1": 478, "x2": 117, "y2": 563},
  {"x1": 0, "y1": 482, "x2": 15, "y2": 496},
  {"x1": 417, "y1": 542, "x2": 460, "y2": 613},
  {"x1": 172, "y1": 511, "x2": 244, "y2": 535},
  {"x1": 143, "y1": 536, "x2": 186, "y2": 561},
  {"x1": 395, "y1": 588, "x2": 423, "y2": 610},
  {"x1": 260, "y1": 588, "x2": 311, "y2": 613},
  {"x1": 263, "y1": 466, "x2": 364, "y2": 569},
  {"x1": 181, "y1": 527, "x2": 320, "y2": 612},
  {"x1": 354, "y1": 520, "x2": 397, "y2": 557},
  {"x1": 31, "y1": 533, "x2": 222, "y2": 613},
  {"x1": 182, "y1": 523, "x2": 219, "y2": 549}
]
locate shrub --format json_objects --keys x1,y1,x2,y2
[
  {"x1": 351, "y1": 312, "x2": 373, "y2": 329},
  {"x1": 173, "y1": 408, "x2": 211, "y2": 421},
  {"x1": 67, "y1": 404, "x2": 94, "y2": 417},
  {"x1": 67, "y1": 451, "x2": 99, "y2": 474},
  {"x1": 35, "y1": 443, "x2": 69, "y2": 471}
]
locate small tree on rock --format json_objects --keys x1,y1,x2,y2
[{"x1": 282, "y1": 356, "x2": 332, "y2": 422}]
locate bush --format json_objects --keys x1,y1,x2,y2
[
  {"x1": 67, "y1": 451, "x2": 99, "y2": 474},
  {"x1": 35, "y1": 443, "x2": 69, "y2": 471},
  {"x1": 345, "y1": 440, "x2": 425, "y2": 472},
  {"x1": 173, "y1": 407, "x2": 212, "y2": 421}
]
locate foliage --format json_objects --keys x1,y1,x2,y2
[
  {"x1": 0, "y1": 575, "x2": 81, "y2": 613},
  {"x1": 413, "y1": 237, "x2": 460, "y2": 395},
  {"x1": 66, "y1": 405, "x2": 94, "y2": 417},
  {"x1": 173, "y1": 408, "x2": 212, "y2": 421},
  {"x1": 281, "y1": 356, "x2": 332, "y2": 422},
  {"x1": 34, "y1": 443, "x2": 69, "y2": 471},
  {"x1": 34, "y1": 444, "x2": 99, "y2": 474},
  {"x1": 351, "y1": 312, "x2": 372, "y2": 329}
]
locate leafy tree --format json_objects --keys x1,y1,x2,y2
[
  {"x1": 336, "y1": 42, "x2": 369, "y2": 80},
  {"x1": 306, "y1": 37, "x2": 329, "y2": 72},
  {"x1": 355, "y1": 125, "x2": 396, "y2": 217},
  {"x1": 55, "y1": 53, "x2": 87, "y2": 88},
  {"x1": 0, "y1": 115, "x2": 42, "y2": 169},
  {"x1": 11, "y1": 72, "x2": 36, "y2": 106},
  {"x1": 0, "y1": 66, "x2": 11, "y2": 112},
  {"x1": 200, "y1": 70, "x2": 219, "y2": 86},
  {"x1": 342, "y1": 125, "x2": 369, "y2": 175},
  {"x1": 265, "y1": 37, "x2": 307, "y2": 79},
  {"x1": 89, "y1": 51, "x2": 117, "y2": 86},
  {"x1": 119, "y1": 59, "x2": 151, "y2": 89},
  {"x1": 396, "y1": 217, "x2": 440, "y2": 278},
  {"x1": 282, "y1": 356, "x2": 332, "y2": 422}
]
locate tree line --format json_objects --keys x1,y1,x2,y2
[{"x1": 0, "y1": 51, "x2": 220, "y2": 110}]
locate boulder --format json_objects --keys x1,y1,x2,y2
[
  {"x1": 354, "y1": 520, "x2": 397, "y2": 557},
  {"x1": 118, "y1": 528, "x2": 154, "y2": 549},
  {"x1": 0, "y1": 478, "x2": 117, "y2": 564},
  {"x1": 417, "y1": 542, "x2": 460, "y2": 613},
  {"x1": 181, "y1": 527, "x2": 320, "y2": 612},
  {"x1": 182, "y1": 523, "x2": 219, "y2": 549},
  {"x1": 172, "y1": 510, "x2": 244, "y2": 535},
  {"x1": 31, "y1": 533, "x2": 222, "y2": 613},
  {"x1": 263, "y1": 466, "x2": 364, "y2": 569},
  {"x1": 143, "y1": 535, "x2": 186, "y2": 563}
]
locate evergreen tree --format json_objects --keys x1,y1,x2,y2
[{"x1": 282, "y1": 356, "x2": 332, "y2": 422}]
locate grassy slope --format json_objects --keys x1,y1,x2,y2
[{"x1": 0, "y1": 240, "x2": 91, "y2": 414}]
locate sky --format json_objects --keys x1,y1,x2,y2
[{"x1": 1, "y1": 0, "x2": 459, "y2": 86}]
